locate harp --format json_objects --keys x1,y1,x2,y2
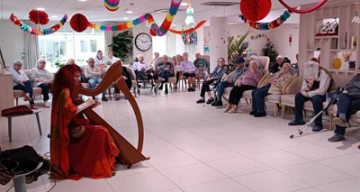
[{"x1": 77, "y1": 60, "x2": 149, "y2": 166}]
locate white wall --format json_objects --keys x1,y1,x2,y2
[
  {"x1": 0, "y1": 20, "x2": 25, "y2": 68},
  {"x1": 269, "y1": 24, "x2": 299, "y2": 62},
  {"x1": 203, "y1": 23, "x2": 299, "y2": 62}
]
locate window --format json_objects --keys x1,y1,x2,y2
[{"x1": 38, "y1": 30, "x2": 105, "y2": 72}]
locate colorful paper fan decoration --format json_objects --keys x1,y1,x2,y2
[
  {"x1": 70, "y1": 13, "x2": 89, "y2": 32},
  {"x1": 278, "y1": 0, "x2": 327, "y2": 14},
  {"x1": 72, "y1": 0, "x2": 182, "y2": 36},
  {"x1": 29, "y1": 10, "x2": 49, "y2": 25},
  {"x1": 240, "y1": 10, "x2": 291, "y2": 30},
  {"x1": 104, "y1": 0, "x2": 120, "y2": 11},
  {"x1": 169, "y1": 20, "x2": 207, "y2": 35},
  {"x1": 10, "y1": 13, "x2": 68, "y2": 35},
  {"x1": 240, "y1": 0, "x2": 272, "y2": 21}
]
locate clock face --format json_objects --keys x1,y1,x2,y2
[{"x1": 135, "y1": 33, "x2": 152, "y2": 52}]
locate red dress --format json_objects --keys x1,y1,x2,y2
[{"x1": 50, "y1": 88, "x2": 119, "y2": 179}]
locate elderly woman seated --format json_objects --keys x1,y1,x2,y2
[
  {"x1": 9, "y1": 60, "x2": 37, "y2": 109},
  {"x1": 250, "y1": 63, "x2": 293, "y2": 117},
  {"x1": 224, "y1": 60, "x2": 264, "y2": 113},
  {"x1": 196, "y1": 57, "x2": 228, "y2": 104}
]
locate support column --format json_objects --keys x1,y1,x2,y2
[{"x1": 209, "y1": 17, "x2": 228, "y2": 70}]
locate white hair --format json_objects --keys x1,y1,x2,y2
[
  {"x1": 13, "y1": 60, "x2": 22, "y2": 66},
  {"x1": 249, "y1": 60, "x2": 259, "y2": 68},
  {"x1": 37, "y1": 58, "x2": 46, "y2": 63}
]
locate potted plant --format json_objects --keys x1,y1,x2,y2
[
  {"x1": 108, "y1": 30, "x2": 133, "y2": 62},
  {"x1": 228, "y1": 32, "x2": 249, "y2": 70}
]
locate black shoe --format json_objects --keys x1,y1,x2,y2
[
  {"x1": 212, "y1": 100, "x2": 223, "y2": 106},
  {"x1": 312, "y1": 125, "x2": 323, "y2": 132},
  {"x1": 102, "y1": 97, "x2": 108, "y2": 102},
  {"x1": 190, "y1": 87, "x2": 196, "y2": 92},
  {"x1": 196, "y1": 99, "x2": 205, "y2": 104},
  {"x1": 254, "y1": 112, "x2": 267, "y2": 117},
  {"x1": 249, "y1": 111, "x2": 256, "y2": 115},
  {"x1": 328, "y1": 135, "x2": 345, "y2": 142},
  {"x1": 187, "y1": 88, "x2": 192, "y2": 92},
  {"x1": 288, "y1": 120, "x2": 306, "y2": 126},
  {"x1": 206, "y1": 98, "x2": 214, "y2": 104},
  {"x1": 159, "y1": 85, "x2": 163, "y2": 90}
]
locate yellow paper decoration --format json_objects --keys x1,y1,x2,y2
[{"x1": 333, "y1": 57, "x2": 342, "y2": 69}]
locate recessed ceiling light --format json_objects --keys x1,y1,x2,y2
[
  {"x1": 51, "y1": 15, "x2": 58, "y2": 19},
  {"x1": 181, "y1": 2, "x2": 188, "y2": 6},
  {"x1": 125, "y1": 10, "x2": 133, "y2": 14},
  {"x1": 122, "y1": 17, "x2": 129, "y2": 20},
  {"x1": 78, "y1": 0, "x2": 87, "y2": 2},
  {"x1": 36, "y1": 7, "x2": 45, "y2": 11}
]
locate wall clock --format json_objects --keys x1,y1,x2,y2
[{"x1": 135, "y1": 32, "x2": 152, "y2": 52}]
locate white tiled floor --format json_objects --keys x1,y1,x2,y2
[{"x1": 1, "y1": 90, "x2": 360, "y2": 192}]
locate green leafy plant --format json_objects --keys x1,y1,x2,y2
[
  {"x1": 108, "y1": 31, "x2": 133, "y2": 61},
  {"x1": 228, "y1": 32, "x2": 250, "y2": 70},
  {"x1": 262, "y1": 38, "x2": 278, "y2": 62}
]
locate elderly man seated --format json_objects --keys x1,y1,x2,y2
[
  {"x1": 328, "y1": 74, "x2": 360, "y2": 142},
  {"x1": 288, "y1": 59, "x2": 331, "y2": 132},
  {"x1": 83, "y1": 57, "x2": 107, "y2": 101},
  {"x1": 31, "y1": 58, "x2": 54, "y2": 107},
  {"x1": 154, "y1": 55, "x2": 174, "y2": 94},
  {"x1": 250, "y1": 63, "x2": 292, "y2": 117},
  {"x1": 133, "y1": 54, "x2": 153, "y2": 81}
]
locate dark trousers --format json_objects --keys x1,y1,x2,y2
[
  {"x1": 176, "y1": 72, "x2": 180, "y2": 84},
  {"x1": 38, "y1": 83, "x2": 51, "y2": 101},
  {"x1": 215, "y1": 81, "x2": 234, "y2": 101},
  {"x1": 14, "y1": 81, "x2": 34, "y2": 105},
  {"x1": 252, "y1": 84, "x2": 271, "y2": 113},
  {"x1": 294, "y1": 92, "x2": 326, "y2": 126},
  {"x1": 200, "y1": 79, "x2": 216, "y2": 98},
  {"x1": 334, "y1": 93, "x2": 360, "y2": 136},
  {"x1": 159, "y1": 71, "x2": 171, "y2": 82},
  {"x1": 228, "y1": 85, "x2": 256, "y2": 105}
]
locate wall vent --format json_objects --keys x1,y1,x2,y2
[{"x1": 201, "y1": 1, "x2": 240, "y2": 6}]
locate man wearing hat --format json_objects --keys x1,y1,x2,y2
[{"x1": 212, "y1": 57, "x2": 247, "y2": 107}]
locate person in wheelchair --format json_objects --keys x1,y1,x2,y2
[
  {"x1": 132, "y1": 54, "x2": 153, "y2": 82},
  {"x1": 196, "y1": 57, "x2": 228, "y2": 104},
  {"x1": 328, "y1": 74, "x2": 360, "y2": 142},
  {"x1": 154, "y1": 55, "x2": 174, "y2": 94}
]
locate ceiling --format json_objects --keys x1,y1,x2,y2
[{"x1": 0, "y1": 0, "x2": 332, "y2": 25}]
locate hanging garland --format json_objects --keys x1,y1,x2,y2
[
  {"x1": 104, "y1": 0, "x2": 120, "y2": 11},
  {"x1": 71, "y1": 0, "x2": 181, "y2": 36},
  {"x1": 168, "y1": 20, "x2": 207, "y2": 35},
  {"x1": 10, "y1": 13, "x2": 68, "y2": 35},
  {"x1": 240, "y1": 10, "x2": 291, "y2": 30},
  {"x1": 278, "y1": 0, "x2": 327, "y2": 14}
]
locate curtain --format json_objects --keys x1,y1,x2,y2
[{"x1": 23, "y1": 21, "x2": 39, "y2": 69}]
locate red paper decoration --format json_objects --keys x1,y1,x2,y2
[
  {"x1": 240, "y1": 0, "x2": 272, "y2": 22},
  {"x1": 29, "y1": 10, "x2": 49, "y2": 25},
  {"x1": 70, "y1": 13, "x2": 89, "y2": 32}
]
